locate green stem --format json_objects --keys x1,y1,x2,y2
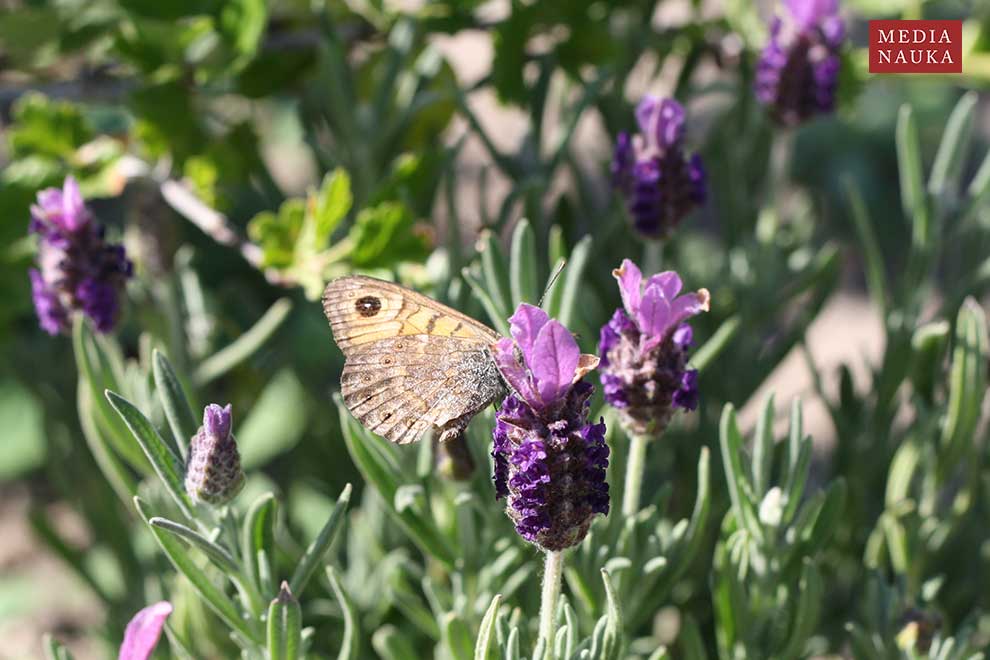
[
  {"x1": 622, "y1": 434, "x2": 651, "y2": 516},
  {"x1": 538, "y1": 550, "x2": 564, "y2": 656}
]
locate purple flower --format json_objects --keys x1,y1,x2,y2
[
  {"x1": 185, "y1": 404, "x2": 245, "y2": 506},
  {"x1": 119, "y1": 601, "x2": 172, "y2": 660},
  {"x1": 599, "y1": 259, "x2": 710, "y2": 436},
  {"x1": 611, "y1": 97, "x2": 707, "y2": 239},
  {"x1": 28, "y1": 177, "x2": 132, "y2": 335},
  {"x1": 491, "y1": 304, "x2": 609, "y2": 551},
  {"x1": 755, "y1": 0, "x2": 845, "y2": 126}
]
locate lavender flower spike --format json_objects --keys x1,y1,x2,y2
[
  {"x1": 755, "y1": 0, "x2": 845, "y2": 126},
  {"x1": 491, "y1": 304, "x2": 609, "y2": 551},
  {"x1": 185, "y1": 403, "x2": 245, "y2": 506},
  {"x1": 119, "y1": 601, "x2": 172, "y2": 660},
  {"x1": 28, "y1": 176, "x2": 132, "y2": 335},
  {"x1": 611, "y1": 96, "x2": 706, "y2": 239},
  {"x1": 599, "y1": 259, "x2": 710, "y2": 436}
]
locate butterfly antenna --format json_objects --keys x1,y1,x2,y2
[{"x1": 538, "y1": 259, "x2": 567, "y2": 308}]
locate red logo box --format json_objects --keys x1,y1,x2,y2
[{"x1": 869, "y1": 20, "x2": 962, "y2": 73}]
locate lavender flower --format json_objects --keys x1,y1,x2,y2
[
  {"x1": 491, "y1": 304, "x2": 608, "y2": 551},
  {"x1": 185, "y1": 404, "x2": 245, "y2": 506},
  {"x1": 611, "y1": 96, "x2": 707, "y2": 239},
  {"x1": 599, "y1": 259, "x2": 710, "y2": 436},
  {"x1": 119, "y1": 601, "x2": 172, "y2": 660},
  {"x1": 755, "y1": 0, "x2": 845, "y2": 126},
  {"x1": 28, "y1": 177, "x2": 132, "y2": 335}
]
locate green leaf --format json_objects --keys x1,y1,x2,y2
[
  {"x1": 337, "y1": 395, "x2": 457, "y2": 568},
  {"x1": 844, "y1": 177, "x2": 888, "y2": 314},
  {"x1": 248, "y1": 201, "x2": 307, "y2": 269},
  {"x1": 193, "y1": 298, "x2": 293, "y2": 385},
  {"x1": 267, "y1": 582, "x2": 302, "y2": 660},
  {"x1": 462, "y1": 267, "x2": 512, "y2": 337},
  {"x1": 752, "y1": 394, "x2": 775, "y2": 498},
  {"x1": 718, "y1": 405, "x2": 760, "y2": 539},
  {"x1": 348, "y1": 202, "x2": 429, "y2": 268},
  {"x1": 312, "y1": 169, "x2": 353, "y2": 244},
  {"x1": 940, "y1": 298, "x2": 989, "y2": 478},
  {"x1": 479, "y1": 230, "x2": 511, "y2": 318},
  {"x1": 42, "y1": 634, "x2": 74, "y2": 660},
  {"x1": 289, "y1": 484, "x2": 352, "y2": 596},
  {"x1": 599, "y1": 569, "x2": 624, "y2": 660},
  {"x1": 218, "y1": 0, "x2": 268, "y2": 63},
  {"x1": 73, "y1": 319, "x2": 152, "y2": 473},
  {"x1": 928, "y1": 91, "x2": 977, "y2": 201},
  {"x1": 327, "y1": 567, "x2": 361, "y2": 660},
  {"x1": 546, "y1": 234, "x2": 592, "y2": 328},
  {"x1": 896, "y1": 104, "x2": 930, "y2": 249},
  {"x1": 475, "y1": 595, "x2": 502, "y2": 660},
  {"x1": 152, "y1": 349, "x2": 197, "y2": 459},
  {"x1": 242, "y1": 492, "x2": 278, "y2": 595},
  {"x1": 8, "y1": 93, "x2": 94, "y2": 159},
  {"x1": 780, "y1": 560, "x2": 823, "y2": 658},
  {"x1": 690, "y1": 315, "x2": 741, "y2": 374},
  {"x1": 134, "y1": 497, "x2": 262, "y2": 644},
  {"x1": 372, "y1": 625, "x2": 420, "y2": 660},
  {"x1": 149, "y1": 517, "x2": 239, "y2": 574},
  {"x1": 509, "y1": 218, "x2": 539, "y2": 305},
  {"x1": 442, "y1": 612, "x2": 474, "y2": 660},
  {"x1": 105, "y1": 391, "x2": 193, "y2": 520},
  {"x1": 77, "y1": 380, "x2": 137, "y2": 504}
]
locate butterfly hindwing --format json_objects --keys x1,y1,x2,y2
[{"x1": 323, "y1": 276, "x2": 505, "y2": 445}]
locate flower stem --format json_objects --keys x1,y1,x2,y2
[
  {"x1": 538, "y1": 550, "x2": 565, "y2": 656},
  {"x1": 622, "y1": 433, "x2": 650, "y2": 516}
]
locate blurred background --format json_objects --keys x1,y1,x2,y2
[{"x1": 0, "y1": 0, "x2": 988, "y2": 657}]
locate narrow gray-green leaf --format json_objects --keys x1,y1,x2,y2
[
  {"x1": 896, "y1": 104, "x2": 930, "y2": 248},
  {"x1": 153, "y1": 349, "x2": 198, "y2": 458},
  {"x1": 372, "y1": 625, "x2": 420, "y2": 660},
  {"x1": 600, "y1": 569, "x2": 623, "y2": 660},
  {"x1": 475, "y1": 594, "x2": 502, "y2": 660},
  {"x1": 479, "y1": 230, "x2": 511, "y2": 316},
  {"x1": 150, "y1": 516, "x2": 239, "y2": 574},
  {"x1": 242, "y1": 492, "x2": 278, "y2": 595},
  {"x1": 106, "y1": 391, "x2": 193, "y2": 519},
  {"x1": 940, "y1": 298, "x2": 989, "y2": 479},
  {"x1": 752, "y1": 393, "x2": 775, "y2": 497},
  {"x1": 42, "y1": 634, "x2": 74, "y2": 660},
  {"x1": 509, "y1": 218, "x2": 538, "y2": 305},
  {"x1": 289, "y1": 484, "x2": 352, "y2": 596},
  {"x1": 194, "y1": 298, "x2": 292, "y2": 385},
  {"x1": 134, "y1": 497, "x2": 261, "y2": 644},
  {"x1": 463, "y1": 267, "x2": 511, "y2": 337},
  {"x1": 555, "y1": 235, "x2": 592, "y2": 328},
  {"x1": 327, "y1": 566, "x2": 361, "y2": 660},
  {"x1": 844, "y1": 177, "x2": 888, "y2": 314},
  {"x1": 928, "y1": 91, "x2": 977, "y2": 200},
  {"x1": 268, "y1": 582, "x2": 302, "y2": 660}
]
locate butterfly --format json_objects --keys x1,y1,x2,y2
[{"x1": 323, "y1": 275, "x2": 508, "y2": 445}]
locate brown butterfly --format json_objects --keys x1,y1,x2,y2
[{"x1": 323, "y1": 275, "x2": 508, "y2": 445}]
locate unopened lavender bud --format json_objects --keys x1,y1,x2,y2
[
  {"x1": 599, "y1": 259, "x2": 709, "y2": 436},
  {"x1": 185, "y1": 403, "x2": 244, "y2": 506}
]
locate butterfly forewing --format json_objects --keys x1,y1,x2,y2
[{"x1": 323, "y1": 276, "x2": 505, "y2": 445}]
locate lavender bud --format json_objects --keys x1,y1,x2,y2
[
  {"x1": 185, "y1": 404, "x2": 244, "y2": 506},
  {"x1": 611, "y1": 97, "x2": 706, "y2": 239},
  {"x1": 755, "y1": 0, "x2": 845, "y2": 126}
]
